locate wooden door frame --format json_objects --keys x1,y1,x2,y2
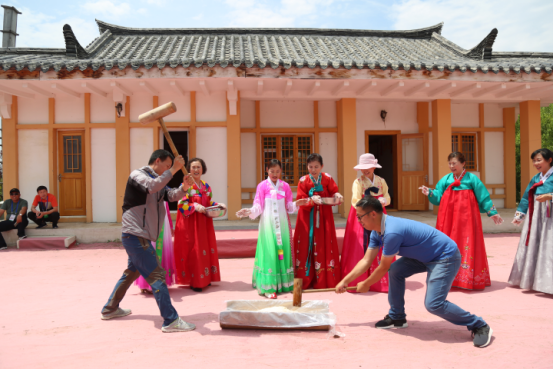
[
  {"x1": 365, "y1": 130, "x2": 401, "y2": 211},
  {"x1": 397, "y1": 132, "x2": 429, "y2": 211},
  {"x1": 57, "y1": 130, "x2": 87, "y2": 217}
]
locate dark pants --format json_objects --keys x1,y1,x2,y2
[
  {"x1": 0, "y1": 216, "x2": 29, "y2": 247},
  {"x1": 28, "y1": 211, "x2": 60, "y2": 227},
  {"x1": 101, "y1": 233, "x2": 179, "y2": 327}
]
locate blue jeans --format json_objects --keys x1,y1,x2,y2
[
  {"x1": 101, "y1": 233, "x2": 179, "y2": 327},
  {"x1": 388, "y1": 249, "x2": 487, "y2": 331}
]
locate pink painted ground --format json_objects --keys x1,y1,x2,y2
[{"x1": 1, "y1": 234, "x2": 552, "y2": 369}]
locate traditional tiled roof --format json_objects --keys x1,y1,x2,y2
[{"x1": 0, "y1": 19, "x2": 551, "y2": 74}]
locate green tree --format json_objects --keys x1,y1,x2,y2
[{"x1": 516, "y1": 103, "x2": 553, "y2": 202}]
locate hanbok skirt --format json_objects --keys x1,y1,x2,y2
[
  {"x1": 436, "y1": 189, "x2": 491, "y2": 290},
  {"x1": 508, "y1": 200, "x2": 553, "y2": 294},
  {"x1": 252, "y1": 198, "x2": 295, "y2": 295}
]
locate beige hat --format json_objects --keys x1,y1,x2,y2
[{"x1": 353, "y1": 153, "x2": 382, "y2": 170}]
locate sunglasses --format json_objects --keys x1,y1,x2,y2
[{"x1": 10, "y1": 193, "x2": 19, "y2": 196}]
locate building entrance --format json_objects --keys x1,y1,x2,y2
[
  {"x1": 163, "y1": 131, "x2": 188, "y2": 211},
  {"x1": 367, "y1": 134, "x2": 397, "y2": 209}
]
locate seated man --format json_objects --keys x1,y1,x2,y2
[
  {"x1": 28, "y1": 186, "x2": 60, "y2": 229},
  {"x1": 0, "y1": 188, "x2": 29, "y2": 250},
  {"x1": 336, "y1": 196, "x2": 493, "y2": 348}
]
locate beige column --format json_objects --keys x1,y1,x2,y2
[
  {"x1": 519, "y1": 101, "x2": 542, "y2": 197},
  {"x1": 336, "y1": 98, "x2": 357, "y2": 217},
  {"x1": 431, "y1": 99, "x2": 452, "y2": 215},
  {"x1": 115, "y1": 97, "x2": 131, "y2": 223},
  {"x1": 226, "y1": 93, "x2": 242, "y2": 221}
]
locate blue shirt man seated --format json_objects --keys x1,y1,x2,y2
[
  {"x1": 336, "y1": 196, "x2": 493, "y2": 348},
  {"x1": 0, "y1": 188, "x2": 29, "y2": 250}
]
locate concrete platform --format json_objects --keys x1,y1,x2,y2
[
  {"x1": 0, "y1": 208, "x2": 520, "y2": 247},
  {"x1": 17, "y1": 236, "x2": 76, "y2": 250},
  {"x1": 1, "y1": 234, "x2": 551, "y2": 369}
]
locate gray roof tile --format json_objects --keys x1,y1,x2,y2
[{"x1": 0, "y1": 20, "x2": 551, "y2": 75}]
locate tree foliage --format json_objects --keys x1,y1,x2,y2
[{"x1": 516, "y1": 103, "x2": 553, "y2": 202}]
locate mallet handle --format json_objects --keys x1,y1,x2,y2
[
  {"x1": 303, "y1": 287, "x2": 357, "y2": 293},
  {"x1": 158, "y1": 118, "x2": 189, "y2": 175}
]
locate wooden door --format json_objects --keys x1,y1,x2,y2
[
  {"x1": 57, "y1": 131, "x2": 86, "y2": 216},
  {"x1": 397, "y1": 133, "x2": 428, "y2": 211}
]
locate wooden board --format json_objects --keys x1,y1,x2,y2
[{"x1": 220, "y1": 323, "x2": 331, "y2": 331}]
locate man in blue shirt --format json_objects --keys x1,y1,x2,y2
[{"x1": 336, "y1": 196, "x2": 493, "y2": 348}]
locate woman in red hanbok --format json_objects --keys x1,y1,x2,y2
[
  {"x1": 341, "y1": 154, "x2": 394, "y2": 293},
  {"x1": 174, "y1": 158, "x2": 226, "y2": 292},
  {"x1": 419, "y1": 152, "x2": 503, "y2": 290},
  {"x1": 294, "y1": 153, "x2": 344, "y2": 289}
]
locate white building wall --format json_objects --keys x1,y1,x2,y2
[
  {"x1": 18, "y1": 97, "x2": 48, "y2": 125},
  {"x1": 318, "y1": 101, "x2": 336, "y2": 128},
  {"x1": 196, "y1": 92, "x2": 226, "y2": 122},
  {"x1": 260, "y1": 101, "x2": 314, "y2": 128},
  {"x1": 130, "y1": 94, "x2": 153, "y2": 123},
  {"x1": 91, "y1": 93, "x2": 116, "y2": 123},
  {"x1": 196, "y1": 127, "x2": 228, "y2": 219},
  {"x1": 240, "y1": 133, "x2": 257, "y2": 192},
  {"x1": 451, "y1": 103, "x2": 479, "y2": 127},
  {"x1": 130, "y1": 128, "x2": 154, "y2": 170},
  {"x1": 484, "y1": 103, "x2": 503, "y2": 127},
  {"x1": 485, "y1": 131, "x2": 505, "y2": 208},
  {"x1": 91, "y1": 129, "x2": 117, "y2": 222},
  {"x1": 159, "y1": 92, "x2": 191, "y2": 122},
  {"x1": 240, "y1": 100, "x2": 256, "y2": 128},
  {"x1": 356, "y1": 101, "x2": 418, "y2": 160},
  {"x1": 55, "y1": 95, "x2": 85, "y2": 124},
  {"x1": 320, "y1": 132, "x2": 339, "y2": 213},
  {"x1": 18, "y1": 130, "x2": 49, "y2": 202}
]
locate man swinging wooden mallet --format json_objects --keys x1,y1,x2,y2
[{"x1": 100, "y1": 102, "x2": 196, "y2": 333}]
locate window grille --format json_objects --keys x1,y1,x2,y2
[
  {"x1": 451, "y1": 133, "x2": 477, "y2": 170},
  {"x1": 262, "y1": 135, "x2": 313, "y2": 185}
]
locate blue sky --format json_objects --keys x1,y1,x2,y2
[{"x1": 8, "y1": 0, "x2": 553, "y2": 52}]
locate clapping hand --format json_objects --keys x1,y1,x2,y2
[
  {"x1": 511, "y1": 218, "x2": 523, "y2": 226},
  {"x1": 419, "y1": 186, "x2": 430, "y2": 196},
  {"x1": 311, "y1": 195, "x2": 323, "y2": 205},
  {"x1": 296, "y1": 199, "x2": 310, "y2": 206},
  {"x1": 491, "y1": 214, "x2": 504, "y2": 225},
  {"x1": 236, "y1": 208, "x2": 251, "y2": 218}
]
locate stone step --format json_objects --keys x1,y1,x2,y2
[{"x1": 17, "y1": 236, "x2": 76, "y2": 250}]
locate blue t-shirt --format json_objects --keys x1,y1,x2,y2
[{"x1": 368, "y1": 215, "x2": 457, "y2": 263}]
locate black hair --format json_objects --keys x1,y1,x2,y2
[
  {"x1": 148, "y1": 149, "x2": 174, "y2": 165},
  {"x1": 531, "y1": 148, "x2": 553, "y2": 165},
  {"x1": 36, "y1": 185, "x2": 48, "y2": 193},
  {"x1": 355, "y1": 195, "x2": 383, "y2": 214},
  {"x1": 306, "y1": 153, "x2": 324, "y2": 166},
  {"x1": 187, "y1": 157, "x2": 207, "y2": 174},
  {"x1": 266, "y1": 159, "x2": 282, "y2": 170},
  {"x1": 9, "y1": 188, "x2": 20, "y2": 195},
  {"x1": 447, "y1": 152, "x2": 466, "y2": 163}
]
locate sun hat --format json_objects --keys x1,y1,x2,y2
[{"x1": 353, "y1": 153, "x2": 382, "y2": 170}]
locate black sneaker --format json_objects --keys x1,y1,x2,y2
[
  {"x1": 472, "y1": 324, "x2": 493, "y2": 348},
  {"x1": 36, "y1": 223, "x2": 47, "y2": 229},
  {"x1": 53, "y1": 225, "x2": 59, "y2": 229},
  {"x1": 375, "y1": 315, "x2": 408, "y2": 329}
]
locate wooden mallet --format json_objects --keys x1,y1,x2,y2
[
  {"x1": 292, "y1": 278, "x2": 357, "y2": 307},
  {"x1": 138, "y1": 102, "x2": 188, "y2": 175}
]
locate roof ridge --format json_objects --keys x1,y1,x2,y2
[{"x1": 95, "y1": 19, "x2": 443, "y2": 39}]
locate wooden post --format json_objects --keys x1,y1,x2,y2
[
  {"x1": 2, "y1": 96, "x2": 18, "y2": 202},
  {"x1": 503, "y1": 107, "x2": 517, "y2": 208},
  {"x1": 84, "y1": 93, "x2": 93, "y2": 222},
  {"x1": 48, "y1": 98, "x2": 57, "y2": 200},
  {"x1": 431, "y1": 99, "x2": 452, "y2": 215},
  {"x1": 115, "y1": 96, "x2": 131, "y2": 223},
  {"x1": 226, "y1": 92, "x2": 241, "y2": 221},
  {"x1": 519, "y1": 100, "x2": 542, "y2": 198},
  {"x1": 336, "y1": 98, "x2": 357, "y2": 218}
]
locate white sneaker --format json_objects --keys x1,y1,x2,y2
[
  {"x1": 19, "y1": 236, "x2": 27, "y2": 240},
  {"x1": 101, "y1": 307, "x2": 132, "y2": 320},
  {"x1": 161, "y1": 317, "x2": 196, "y2": 333}
]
